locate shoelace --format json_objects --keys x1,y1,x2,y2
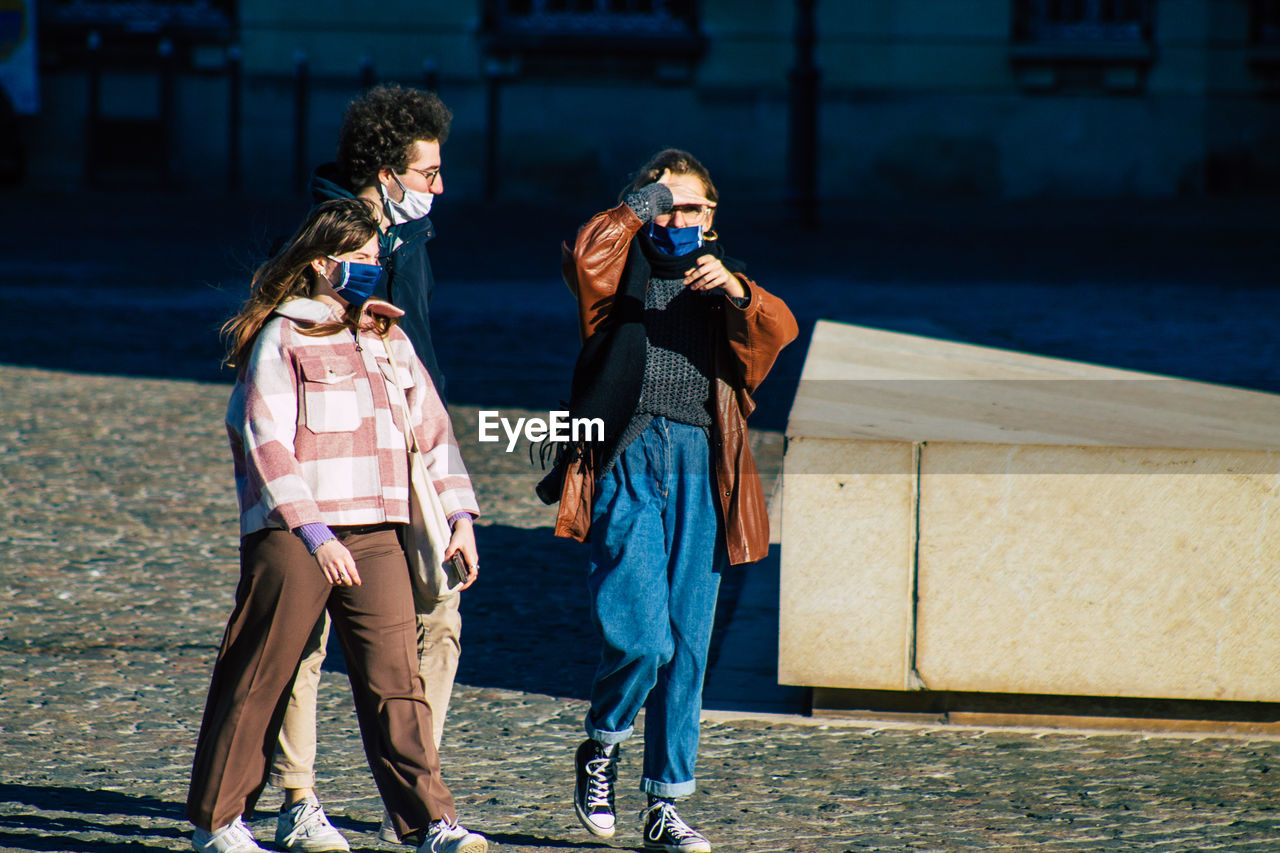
[
  {"x1": 425, "y1": 820, "x2": 465, "y2": 851},
  {"x1": 646, "y1": 802, "x2": 704, "y2": 843},
  {"x1": 282, "y1": 799, "x2": 335, "y2": 840},
  {"x1": 584, "y1": 754, "x2": 616, "y2": 809},
  {"x1": 429, "y1": 818, "x2": 465, "y2": 837},
  {"x1": 284, "y1": 802, "x2": 328, "y2": 842}
]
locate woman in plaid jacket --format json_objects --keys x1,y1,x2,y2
[{"x1": 185, "y1": 199, "x2": 487, "y2": 853}]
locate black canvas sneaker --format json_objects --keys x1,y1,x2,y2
[
  {"x1": 641, "y1": 801, "x2": 711, "y2": 853},
  {"x1": 573, "y1": 739, "x2": 618, "y2": 838}
]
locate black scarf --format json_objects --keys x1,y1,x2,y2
[
  {"x1": 535, "y1": 230, "x2": 745, "y2": 503},
  {"x1": 636, "y1": 224, "x2": 729, "y2": 278}
]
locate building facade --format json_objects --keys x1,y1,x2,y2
[{"x1": 21, "y1": 0, "x2": 1280, "y2": 199}]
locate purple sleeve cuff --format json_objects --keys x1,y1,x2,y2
[
  {"x1": 448, "y1": 511, "x2": 475, "y2": 529},
  {"x1": 295, "y1": 522, "x2": 337, "y2": 554}
]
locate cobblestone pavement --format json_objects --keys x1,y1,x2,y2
[
  {"x1": 3, "y1": 366, "x2": 1280, "y2": 853},
  {"x1": 3, "y1": 189, "x2": 1280, "y2": 851}
]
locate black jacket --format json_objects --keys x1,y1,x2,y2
[{"x1": 310, "y1": 164, "x2": 446, "y2": 401}]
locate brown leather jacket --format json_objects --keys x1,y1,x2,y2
[{"x1": 553, "y1": 200, "x2": 799, "y2": 565}]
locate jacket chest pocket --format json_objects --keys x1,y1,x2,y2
[
  {"x1": 298, "y1": 356, "x2": 361, "y2": 433},
  {"x1": 376, "y1": 357, "x2": 416, "y2": 422},
  {"x1": 377, "y1": 358, "x2": 416, "y2": 397}
]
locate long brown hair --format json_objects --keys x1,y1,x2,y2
[
  {"x1": 222, "y1": 198, "x2": 385, "y2": 369},
  {"x1": 620, "y1": 148, "x2": 719, "y2": 206}
]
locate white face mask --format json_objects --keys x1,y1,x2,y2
[{"x1": 380, "y1": 173, "x2": 434, "y2": 225}]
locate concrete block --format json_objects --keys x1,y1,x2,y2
[
  {"x1": 781, "y1": 320, "x2": 1280, "y2": 703},
  {"x1": 915, "y1": 443, "x2": 1280, "y2": 702},
  {"x1": 778, "y1": 437, "x2": 916, "y2": 691}
]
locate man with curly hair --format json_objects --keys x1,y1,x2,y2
[
  {"x1": 320, "y1": 82, "x2": 452, "y2": 395},
  {"x1": 265, "y1": 83, "x2": 472, "y2": 852}
]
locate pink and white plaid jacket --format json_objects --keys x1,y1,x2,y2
[{"x1": 227, "y1": 297, "x2": 478, "y2": 537}]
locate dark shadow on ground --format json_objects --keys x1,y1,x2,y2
[
  {"x1": 321, "y1": 524, "x2": 781, "y2": 708},
  {"x1": 0, "y1": 785, "x2": 179, "y2": 820},
  {"x1": 0, "y1": 784, "x2": 631, "y2": 851},
  {"x1": 480, "y1": 831, "x2": 617, "y2": 850},
  {"x1": 0, "y1": 833, "x2": 179, "y2": 853},
  {"x1": 321, "y1": 819, "x2": 621, "y2": 851},
  {"x1": 703, "y1": 549, "x2": 810, "y2": 715},
  {"x1": 454, "y1": 524, "x2": 597, "y2": 698},
  {"x1": 318, "y1": 524, "x2": 595, "y2": 698},
  {"x1": 0, "y1": 784, "x2": 186, "y2": 852}
]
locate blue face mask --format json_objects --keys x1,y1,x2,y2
[
  {"x1": 648, "y1": 222, "x2": 704, "y2": 257},
  {"x1": 326, "y1": 256, "x2": 385, "y2": 307}
]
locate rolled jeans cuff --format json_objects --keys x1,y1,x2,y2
[
  {"x1": 584, "y1": 717, "x2": 632, "y2": 745},
  {"x1": 641, "y1": 777, "x2": 697, "y2": 798}
]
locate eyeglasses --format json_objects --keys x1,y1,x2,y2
[
  {"x1": 670, "y1": 203, "x2": 712, "y2": 219},
  {"x1": 403, "y1": 165, "x2": 441, "y2": 188}
]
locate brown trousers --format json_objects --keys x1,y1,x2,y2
[
  {"x1": 270, "y1": 593, "x2": 461, "y2": 788},
  {"x1": 186, "y1": 526, "x2": 455, "y2": 837}
]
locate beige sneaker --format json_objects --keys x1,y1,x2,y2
[{"x1": 379, "y1": 807, "x2": 410, "y2": 845}]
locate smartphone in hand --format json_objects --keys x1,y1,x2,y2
[{"x1": 446, "y1": 552, "x2": 469, "y2": 589}]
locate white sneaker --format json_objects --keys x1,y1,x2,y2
[
  {"x1": 379, "y1": 807, "x2": 410, "y2": 845},
  {"x1": 417, "y1": 819, "x2": 488, "y2": 853},
  {"x1": 192, "y1": 817, "x2": 266, "y2": 853},
  {"x1": 275, "y1": 796, "x2": 350, "y2": 852}
]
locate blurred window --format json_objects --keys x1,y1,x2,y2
[
  {"x1": 481, "y1": 0, "x2": 703, "y2": 77},
  {"x1": 485, "y1": 0, "x2": 698, "y2": 38},
  {"x1": 40, "y1": 0, "x2": 236, "y2": 65},
  {"x1": 1013, "y1": 0, "x2": 1154, "y2": 44},
  {"x1": 41, "y1": 0, "x2": 235, "y2": 36},
  {"x1": 1254, "y1": 0, "x2": 1280, "y2": 45}
]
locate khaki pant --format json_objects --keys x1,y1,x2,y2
[
  {"x1": 269, "y1": 592, "x2": 461, "y2": 788},
  {"x1": 187, "y1": 527, "x2": 455, "y2": 839}
]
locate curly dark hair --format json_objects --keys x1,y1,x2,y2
[{"x1": 336, "y1": 83, "x2": 453, "y2": 190}]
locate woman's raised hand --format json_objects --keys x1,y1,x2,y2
[
  {"x1": 658, "y1": 169, "x2": 717, "y2": 210},
  {"x1": 314, "y1": 539, "x2": 362, "y2": 586}
]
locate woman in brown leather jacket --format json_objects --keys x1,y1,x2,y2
[{"x1": 551, "y1": 149, "x2": 798, "y2": 853}]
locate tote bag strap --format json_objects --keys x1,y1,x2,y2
[
  {"x1": 380, "y1": 330, "x2": 456, "y2": 605},
  {"x1": 380, "y1": 331, "x2": 420, "y2": 455}
]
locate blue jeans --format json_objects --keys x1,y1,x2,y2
[{"x1": 585, "y1": 417, "x2": 724, "y2": 798}]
